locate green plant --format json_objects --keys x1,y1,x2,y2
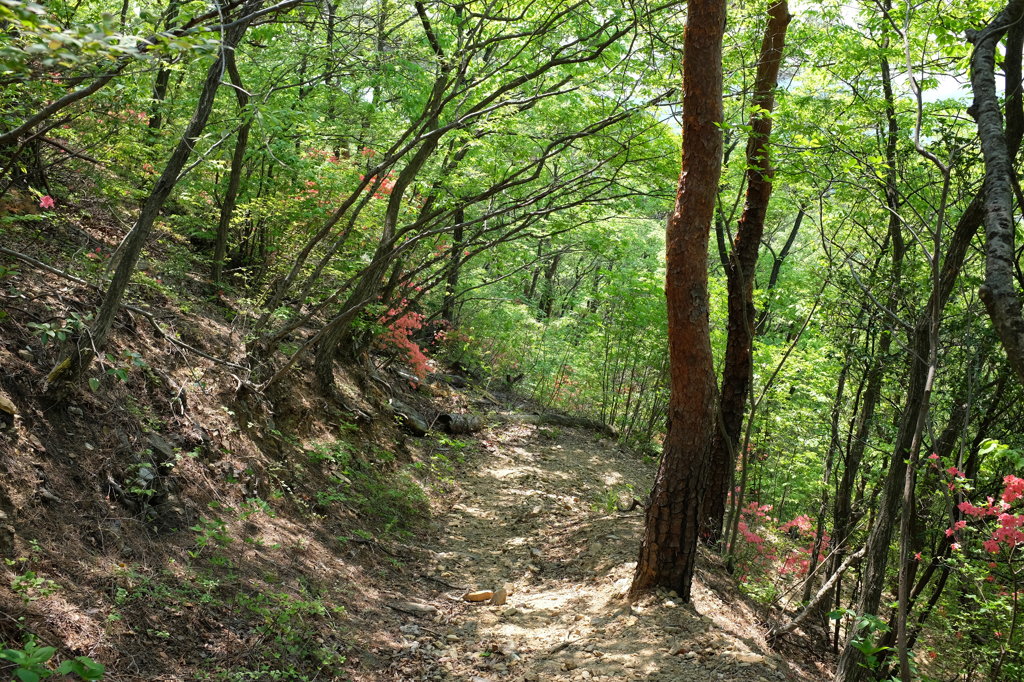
[
  {"x1": 26, "y1": 312, "x2": 90, "y2": 346},
  {"x1": 0, "y1": 637, "x2": 104, "y2": 680},
  {"x1": 830, "y1": 609, "x2": 893, "y2": 671},
  {"x1": 10, "y1": 570, "x2": 61, "y2": 603},
  {"x1": 240, "y1": 497, "x2": 275, "y2": 520},
  {"x1": 233, "y1": 590, "x2": 347, "y2": 675},
  {"x1": 307, "y1": 440, "x2": 353, "y2": 466},
  {"x1": 190, "y1": 516, "x2": 233, "y2": 553},
  {"x1": 592, "y1": 483, "x2": 635, "y2": 513}
]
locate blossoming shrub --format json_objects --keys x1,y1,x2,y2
[
  {"x1": 926, "y1": 444, "x2": 1024, "y2": 680},
  {"x1": 728, "y1": 500, "x2": 829, "y2": 604},
  {"x1": 376, "y1": 302, "x2": 431, "y2": 379}
]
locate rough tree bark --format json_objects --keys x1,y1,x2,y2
[
  {"x1": 968, "y1": 0, "x2": 1024, "y2": 384},
  {"x1": 628, "y1": 0, "x2": 725, "y2": 602},
  {"x1": 701, "y1": 0, "x2": 791, "y2": 541}
]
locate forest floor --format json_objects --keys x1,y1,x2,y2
[
  {"x1": 0, "y1": 212, "x2": 835, "y2": 680},
  {"x1": 351, "y1": 402, "x2": 835, "y2": 682}
]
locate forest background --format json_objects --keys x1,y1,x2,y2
[{"x1": 3, "y1": 0, "x2": 1024, "y2": 680}]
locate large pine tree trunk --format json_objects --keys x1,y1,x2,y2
[
  {"x1": 702, "y1": 0, "x2": 791, "y2": 541},
  {"x1": 628, "y1": 0, "x2": 725, "y2": 603}
]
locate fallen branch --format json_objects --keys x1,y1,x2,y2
[
  {"x1": 40, "y1": 136, "x2": 102, "y2": 165},
  {"x1": 768, "y1": 545, "x2": 866, "y2": 640}
]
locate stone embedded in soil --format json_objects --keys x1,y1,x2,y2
[
  {"x1": 489, "y1": 587, "x2": 508, "y2": 605},
  {"x1": 463, "y1": 590, "x2": 494, "y2": 602},
  {"x1": 728, "y1": 651, "x2": 765, "y2": 664}
]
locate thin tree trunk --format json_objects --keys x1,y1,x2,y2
[
  {"x1": 701, "y1": 0, "x2": 791, "y2": 541},
  {"x1": 148, "y1": 0, "x2": 183, "y2": 132},
  {"x1": 629, "y1": 0, "x2": 725, "y2": 602},
  {"x1": 834, "y1": 192, "x2": 987, "y2": 682},
  {"x1": 968, "y1": 0, "x2": 1024, "y2": 384},
  {"x1": 44, "y1": 0, "x2": 261, "y2": 393},
  {"x1": 801, "y1": 356, "x2": 849, "y2": 604},
  {"x1": 213, "y1": 52, "x2": 252, "y2": 286},
  {"x1": 755, "y1": 207, "x2": 804, "y2": 334},
  {"x1": 441, "y1": 208, "x2": 465, "y2": 325}
]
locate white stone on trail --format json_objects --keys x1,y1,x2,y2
[{"x1": 393, "y1": 601, "x2": 437, "y2": 616}]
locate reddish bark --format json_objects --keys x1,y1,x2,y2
[
  {"x1": 629, "y1": 0, "x2": 725, "y2": 602},
  {"x1": 701, "y1": 0, "x2": 791, "y2": 541}
]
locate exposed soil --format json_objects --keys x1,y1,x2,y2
[
  {"x1": 354, "y1": 405, "x2": 835, "y2": 682},
  {"x1": 0, "y1": 216, "x2": 834, "y2": 680}
]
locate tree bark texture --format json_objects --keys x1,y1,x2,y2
[
  {"x1": 629, "y1": 0, "x2": 725, "y2": 603},
  {"x1": 969, "y1": 0, "x2": 1024, "y2": 384},
  {"x1": 702, "y1": 0, "x2": 791, "y2": 541}
]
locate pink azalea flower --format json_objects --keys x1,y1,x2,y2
[{"x1": 39, "y1": 195, "x2": 55, "y2": 209}]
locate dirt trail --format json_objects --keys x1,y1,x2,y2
[{"x1": 363, "y1": 412, "x2": 833, "y2": 681}]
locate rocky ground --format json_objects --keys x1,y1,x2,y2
[{"x1": 352, "y1": 409, "x2": 834, "y2": 681}]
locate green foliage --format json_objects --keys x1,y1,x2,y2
[
  {"x1": 591, "y1": 483, "x2": 635, "y2": 514},
  {"x1": 233, "y1": 590, "x2": 346, "y2": 676},
  {"x1": 830, "y1": 610, "x2": 893, "y2": 672},
  {"x1": 305, "y1": 441, "x2": 428, "y2": 536},
  {"x1": 0, "y1": 637, "x2": 104, "y2": 681},
  {"x1": 26, "y1": 312, "x2": 89, "y2": 346},
  {"x1": 9, "y1": 569, "x2": 60, "y2": 603}
]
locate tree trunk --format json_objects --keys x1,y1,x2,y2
[
  {"x1": 824, "y1": 42, "x2": 906, "y2": 619},
  {"x1": 213, "y1": 52, "x2": 253, "y2": 286},
  {"x1": 968, "y1": 0, "x2": 1024, "y2": 384},
  {"x1": 701, "y1": 0, "x2": 791, "y2": 541},
  {"x1": 148, "y1": 0, "x2": 183, "y2": 132},
  {"x1": 629, "y1": 0, "x2": 725, "y2": 603},
  {"x1": 755, "y1": 207, "x2": 804, "y2": 334},
  {"x1": 440, "y1": 208, "x2": 465, "y2": 325},
  {"x1": 538, "y1": 250, "x2": 562, "y2": 318},
  {"x1": 834, "y1": 190, "x2": 987, "y2": 682},
  {"x1": 44, "y1": 0, "x2": 261, "y2": 393}
]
